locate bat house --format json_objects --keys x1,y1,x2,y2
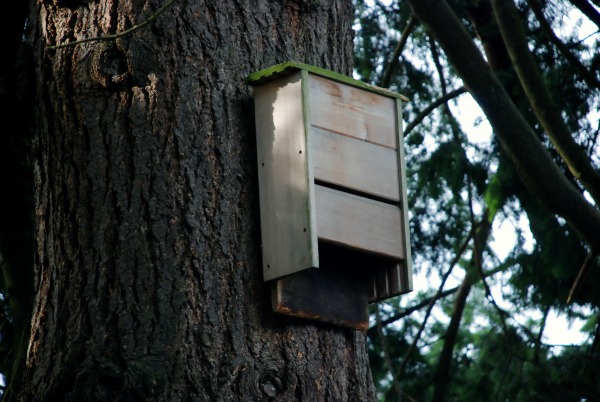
[{"x1": 247, "y1": 62, "x2": 412, "y2": 330}]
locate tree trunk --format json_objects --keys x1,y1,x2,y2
[{"x1": 21, "y1": 0, "x2": 375, "y2": 400}]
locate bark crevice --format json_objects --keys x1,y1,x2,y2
[{"x1": 22, "y1": 1, "x2": 374, "y2": 400}]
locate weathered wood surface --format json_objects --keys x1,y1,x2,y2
[
  {"x1": 247, "y1": 62, "x2": 408, "y2": 101},
  {"x1": 272, "y1": 265, "x2": 370, "y2": 331},
  {"x1": 254, "y1": 72, "x2": 318, "y2": 281},
  {"x1": 308, "y1": 74, "x2": 397, "y2": 149},
  {"x1": 369, "y1": 262, "x2": 412, "y2": 302},
  {"x1": 315, "y1": 185, "x2": 405, "y2": 259},
  {"x1": 395, "y1": 98, "x2": 413, "y2": 291},
  {"x1": 272, "y1": 241, "x2": 412, "y2": 326},
  {"x1": 253, "y1": 65, "x2": 412, "y2": 309},
  {"x1": 310, "y1": 126, "x2": 400, "y2": 201}
]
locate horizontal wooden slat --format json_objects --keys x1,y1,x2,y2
[
  {"x1": 310, "y1": 127, "x2": 400, "y2": 201},
  {"x1": 309, "y1": 74, "x2": 397, "y2": 149},
  {"x1": 315, "y1": 185, "x2": 404, "y2": 259}
]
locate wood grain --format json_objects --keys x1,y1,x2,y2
[
  {"x1": 254, "y1": 72, "x2": 318, "y2": 281},
  {"x1": 315, "y1": 185, "x2": 405, "y2": 259},
  {"x1": 308, "y1": 74, "x2": 397, "y2": 149},
  {"x1": 310, "y1": 127, "x2": 400, "y2": 201},
  {"x1": 395, "y1": 98, "x2": 413, "y2": 291}
]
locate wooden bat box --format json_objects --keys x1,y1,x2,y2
[{"x1": 247, "y1": 62, "x2": 412, "y2": 330}]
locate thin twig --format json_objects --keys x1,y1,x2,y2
[
  {"x1": 374, "y1": 263, "x2": 507, "y2": 331},
  {"x1": 403, "y1": 87, "x2": 467, "y2": 136},
  {"x1": 429, "y1": 36, "x2": 448, "y2": 111},
  {"x1": 567, "y1": 251, "x2": 595, "y2": 304},
  {"x1": 470, "y1": 213, "x2": 508, "y2": 333},
  {"x1": 380, "y1": 16, "x2": 418, "y2": 88},
  {"x1": 394, "y1": 227, "x2": 475, "y2": 378},
  {"x1": 528, "y1": 0, "x2": 600, "y2": 89},
  {"x1": 467, "y1": 188, "x2": 493, "y2": 300},
  {"x1": 568, "y1": 29, "x2": 600, "y2": 48},
  {"x1": 429, "y1": 36, "x2": 464, "y2": 141},
  {"x1": 374, "y1": 286, "x2": 459, "y2": 329},
  {"x1": 534, "y1": 306, "x2": 550, "y2": 363},
  {"x1": 48, "y1": 0, "x2": 177, "y2": 50},
  {"x1": 466, "y1": 191, "x2": 513, "y2": 339}
]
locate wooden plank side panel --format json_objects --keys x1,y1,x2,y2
[
  {"x1": 315, "y1": 185, "x2": 405, "y2": 259},
  {"x1": 310, "y1": 127, "x2": 400, "y2": 201},
  {"x1": 254, "y1": 72, "x2": 318, "y2": 281},
  {"x1": 308, "y1": 74, "x2": 397, "y2": 149},
  {"x1": 395, "y1": 98, "x2": 413, "y2": 291}
]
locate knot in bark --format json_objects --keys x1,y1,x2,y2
[{"x1": 89, "y1": 42, "x2": 129, "y2": 89}]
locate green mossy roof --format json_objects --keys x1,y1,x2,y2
[{"x1": 246, "y1": 62, "x2": 409, "y2": 101}]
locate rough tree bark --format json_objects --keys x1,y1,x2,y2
[{"x1": 20, "y1": 0, "x2": 375, "y2": 400}]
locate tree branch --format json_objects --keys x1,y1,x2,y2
[
  {"x1": 429, "y1": 36, "x2": 449, "y2": 107},
  {"x1": 528, "y1": 0, "x2": 600, "y2": 89},
  {"x1": 48, "y1": 0, "x2": 177, "y2": 50},
  {"x1": 469, "y1": 204, "x2": 512, "y2": 340},
  {"x1": 391, "y1": 225, "x2": 476, "y2": 382},
  {"x1": 406, "y1": 0, "x2": 600, "y2": 252},
  {"x1": 374, "y1": 286, "x2": 459, "y2": 330},
  {"x1": 534, "y1": 306, "x2": 550, "y2": 364},
  {"x1": 431, "y1": 274, "x2": 474, "y2": 402},
  {"x1": 374, "y1": 262, "x2": 508, "y2": 331},
  {"x1": 567, "y1": 251, "x2": 596, "y2": 303},
  {"x1": 380, "y1": 16, "x2": 418, "y2": 88},
  {"x1": 404, "y1": 87, "x2": 467, "y2": 136},
  {"x1": 432, "y1": 216, "x2": 491, "y2": 402},
  {"x1": 429, "y1": 36, "x2": 465, "y2": 141},
  {"x1": 492, "y1": 0, "x2": 600, "y2": 205}
]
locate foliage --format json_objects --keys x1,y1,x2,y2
[{"x1": 355, "y1": 0, "x2": 600, "y2": 400}]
